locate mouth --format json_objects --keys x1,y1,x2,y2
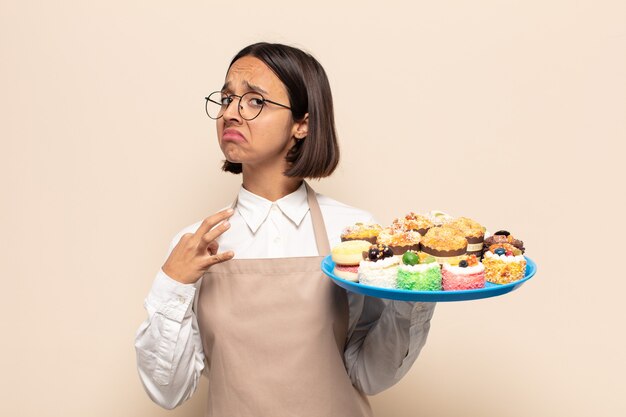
[{"x1": 222, "y1": 128, "x2": 246, "y2": 143}]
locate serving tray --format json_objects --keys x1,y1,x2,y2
[{"x1": 321, "y1": 255, "x2": 537, "y2": 302}]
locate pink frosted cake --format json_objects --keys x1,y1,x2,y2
[{"x1": 441, "y1": 255, "x2": 485, "y2": 290}]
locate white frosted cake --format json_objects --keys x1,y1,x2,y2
[{"x1": 357, "y1": 256, "x2": 400, "y2": 288}]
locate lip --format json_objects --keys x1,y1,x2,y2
[{"x1": 222, "y1": 128, "x2": 246, "y2": 142}]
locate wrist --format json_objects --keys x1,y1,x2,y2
[{"x1": 162, "y1": 264, "x2": 198, "y2": 285}]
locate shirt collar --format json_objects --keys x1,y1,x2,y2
[{"x1": 236, "y1": 181, "x2": 310, "y2": 234}]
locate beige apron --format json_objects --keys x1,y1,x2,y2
[{"x1": 197, "y1": 182, "x2": 372, "y2": 417}]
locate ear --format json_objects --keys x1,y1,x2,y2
[{"x1": 292, "y1": 113, "x2": 309, "y2": 140}]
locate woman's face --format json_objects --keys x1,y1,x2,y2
[{"x1": 217, "y1": 56, "x2": 305, "y2": 171}]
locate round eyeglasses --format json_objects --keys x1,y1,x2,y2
[{"x1": 205, "y1": 91, "x2": 292, "y2": 121}]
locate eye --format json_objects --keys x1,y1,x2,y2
[
  {"x1": 247, "y1": 97, "x2": 265, "y2": 108},
  {"x1": 220, "y1": 95, "x2": 233, "y2": 106}
]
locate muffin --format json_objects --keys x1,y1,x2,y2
[
  {"x1": 392, "y1": 212, "x2": 433, "y2": 236},
  {"x1": 340, "y1": 222, "x2": 382, "y2": 244},
  {"x1": 446, "y1": 217, "x2": 486, "y2": 258},
  {"x1": 377, "y1": 227, "x2": 421, "y2": 256},
  {"x1": 426, "y1": 210, "x2": 454, "y2": 227},
  {"x1": 420, "y1": 226, "x2": 468, "y2": 264}
]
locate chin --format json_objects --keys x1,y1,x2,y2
[
  {"x1": 220, "y1": 147, "x2": 244, "y2": 163},
  {"x1": 223, "y1": 154, "x2": 241, "y2": 163}
]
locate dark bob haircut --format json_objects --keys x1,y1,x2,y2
[{"x1": 221, "y1": 42, "x2": 340, "y2": 179}]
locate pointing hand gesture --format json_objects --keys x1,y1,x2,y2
[{"x1": 162, "y1": 208, "x2": 235, "y2": 284}]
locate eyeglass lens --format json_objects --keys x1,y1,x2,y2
[{"x1": 205, "y1": 91, "x2": 265, "y2": 120}]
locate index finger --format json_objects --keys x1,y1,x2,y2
[{"x1": 194, "y1": 207, "x2": 234, "y2": 238}]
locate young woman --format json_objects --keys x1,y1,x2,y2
[{"x1": 135, "y1": 42, "x2": 436, "y2": 417}]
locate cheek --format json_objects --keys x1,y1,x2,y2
[{"x1": 258, "y1": 120, "x2": 295, "y2": 147}]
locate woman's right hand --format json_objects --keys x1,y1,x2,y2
[{"x1": 162, "y1": 208, "x2": 235, "y2": 284}]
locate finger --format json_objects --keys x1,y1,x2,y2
[
  {"x1": 179, "y1": 232, "x2": 194, "y2": 242},
  {"x1": 205, "y1": 250, "x2": 235, "y2": 267},
  {"x1": 206, "y1": 240, "x2": 219, "y2": 256},
  {"x1": 195, "y1": 208, "x2": 234, "y2": 238},
  {"x1": 199, "y1": 219, "x2": 231, "y2": 248}
]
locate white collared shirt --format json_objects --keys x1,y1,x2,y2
[
  {"x1": 135, "y1": 183, "x2": 436, "y2": 409},
  {"x1": 214, "y1": 181, "x2": 371, "y2": 258}
]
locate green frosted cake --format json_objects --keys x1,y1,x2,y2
[{"x1": 397, "y1": 262, "x2": 442, "y2": 291}]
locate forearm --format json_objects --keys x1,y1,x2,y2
[
  {"x1": 345, "y1": 299, "x2": 436, "y2": 395},
  {"x1": 134, "y1": 270, "x2": 205, "y2": 409}
]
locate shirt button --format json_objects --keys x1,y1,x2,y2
[{"x1": 177, "y1": 296, "x2": 186, "y2": 304}]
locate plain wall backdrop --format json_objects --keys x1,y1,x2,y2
[{"x1": 1, "y1": 0, "x2": 625, "y2": 416}]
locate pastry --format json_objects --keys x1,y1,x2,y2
[
  {"x1": 420, "y1": 226, "x2": 467, "y2": 264},
  {"x1": 441, "y1": 254, "x2": 485, "y2": 290},
  {"x1": 426, "y1": 210, "x2": 454, "y2": 227},
  {"x1": 392, "y1": 212, "x2": 433, "y2": 236},
  {"x1": 358, "y1": 244, "x2": 399, "y2": 288},
  {"x1": 331, "y1": 240, "x2": 372, "y2": 282},
  {"x1": 340, "y1": 222, "x2": 382, "y2": 244},
  {"x1": 396, "y1": 251, "x2": 442, "y2": 291},
  {"x1": 483, "y1": 230, "x2": 525, "y2": 255},
  {"x1": 482, "y1": 243, "x2": 526, "y2": 284},
  {"x1": 446, "y1": 217, "x2": 486, "y2": 258},
  {"x1": 376, "y1": 227, "x2": 421, "y2": 256}
]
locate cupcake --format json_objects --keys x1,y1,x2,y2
[
  {"x1": 446, "y1": 217, "x2": 486, "y2": 258},
  {"x1": 377, "y1": 227, "x2": 421, "y2": 256},
  {"x1": 482, "y1": 244, "x2": 526, "y2": 284},
  {"x1": 392, "y1": 212, "x2": 433, "y2": 236},
  {"x1": 358, "y1": 244, "x2": 399, "y2": 288},
  {"x1": 331, "y1": 240, "x2": 372, "y2": 282},
  {"x1": 396, "y1": 251, "x2": 442, "y2": 291},
  {"x1": 483, "y1": 230, "x2": 525, "y2": 255},
  {"x1": 426, "y1": 210, "x2": 454, "y2": 227},
  {"x1": 420, "y1": 226, "x2": 468, "y2": 264},
  {"x1": 441, "y1": 254, "x2": 485, "y2": 290},
  {"x1": 340, "y1": 222, "x2": 382, "y2": 244}
]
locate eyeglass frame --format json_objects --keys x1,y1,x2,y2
[{"x1": 204, "y1": 90, "x2": 292, "y2": 121}]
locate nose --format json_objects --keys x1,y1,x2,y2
[{"x1": 222, "y1": 96, "x2": 243, "y2": 123}]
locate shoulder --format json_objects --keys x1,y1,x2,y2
[
  {"x1": 315, "y1": 192, "x2": 377, "y2": 246},
  {"x1": 315, "y1": 192, "x2": 377, "y2": 223}
]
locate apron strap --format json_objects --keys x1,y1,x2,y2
[
  {"x1": 304, "y1": 181, "x2": 331, "y2": 256},
  {"x1": 230, "y1": 181, "x2": 331, "y2": 256}
]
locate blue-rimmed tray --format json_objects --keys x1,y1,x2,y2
[{"x1": 321, "y1": 255, "x2": 537, "y2": 302}]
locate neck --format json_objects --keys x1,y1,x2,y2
[{"x1": 242, "y1": 165, "x2": 303, "y2": 202}]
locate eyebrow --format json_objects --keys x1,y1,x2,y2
[{"x1": 221, "y1": 80, "x2": 268, "y2": 95}]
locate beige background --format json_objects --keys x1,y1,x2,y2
[{"x1": 1, "y1": 0, "x2": 625, "y2": 416}]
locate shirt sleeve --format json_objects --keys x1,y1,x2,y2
[
  {"x1": 344, "y1": 294, "x2": 436, "y2": 395},
  {"x1": 134, "y1": 234, "x2": 206, "y2": 409}
]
